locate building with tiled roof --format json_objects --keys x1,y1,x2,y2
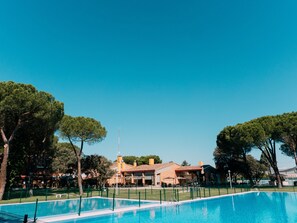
[
  {"x1": 106, "y1": 156, "x2": 216, "y2": 187},
  {"x1": 122, "y1": 161, "x2": 180, "y2": 186}
]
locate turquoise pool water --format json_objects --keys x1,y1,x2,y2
[
  {"x1": 57, "y1": 192, "x2": 297, "y2": 223},
  {"x1": 0, "y1": 197, "x2": 152, "y2": 219}
]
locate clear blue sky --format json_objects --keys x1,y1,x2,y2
[{"x1": 1, "y1": 0, "x2": 297, "y2": 168}]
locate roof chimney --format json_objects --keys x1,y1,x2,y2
[
  {"x1": 117, "y1": 155, "x2": 123, "y2": 173},
  {"x1": 133, "y1": 160, "x2": 137, "y2": 167},
  {"x1": 149, "y1": 158, "x2": 154, "y2": 165}
]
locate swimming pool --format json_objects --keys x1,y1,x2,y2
[
  {"x1": 0, "y1": 197, "x2": 153, "y2": 219},
  {"x1": 55, "y1": 192, "x2": 297, "y2": 223}
]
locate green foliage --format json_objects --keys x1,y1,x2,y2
[
  {"x1": 122, "y1": 156, "x2": 138, "y2": 165},
  {"x1": 0, "y1": 81, "x2": 64, "y2": 137},
  {"x1": 122, "y1": 155, "x2": 162, "y2": 165},
  {"x1": 279, "y1": 112, "x2": 297, "y2": 165},
  {"x1": 59, "y1": 115, "x2": 107, "y2": 147},
  {"x1": 246, "y1": 155, "x2": 269, "y2": 184},
  {"x1": 51, "y1": 142, "x2": 78, "y2": 174},
  {"x1": 181, "y1": 160, "x2": 191, "y2": 166},
  {"x1": 138, "y1": 155, "x2": 162, "y2": 165},
  {"x1": 0, "y1": 81, "x2": 64, "y2": 190},
  {"x1": 215, "y1": 124, "x2": 256, "y2": 184},
  {"x1": 82, "y1": 155, "x2": 115, "y2": 187},
  {"x1": 215, "y1": 112, "x2": 297, "y2": 188}
]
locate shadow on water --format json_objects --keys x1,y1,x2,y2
[{"x1": 0, "y1": 211, "x2": 24, "y2": 223}]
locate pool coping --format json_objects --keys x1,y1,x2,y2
[{"x1": 40, "y1": 191, "x2": 256, "y2": 222}]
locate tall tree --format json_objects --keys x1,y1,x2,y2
[
  {"x1": 59, "y1": 115, "x2": 106, "y2": 195},
  {"x1": 249, "y1": 116, "x2": 284, "y2": 188},
  {"x1": 0, "y1": 81, "x2": 64, "y2": 199}
]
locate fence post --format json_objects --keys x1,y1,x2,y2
[
  {"x1": 203, "y1": 188, "x2": 206, "y2": 197},
  {"x1": 174, "y1": 189, "x2": 177, "y2": 200},
  {"x1": 159, "y1": 190, "x2": 162, "y2": 204},
  {"x1": 25, "y1": 188, "x2": 28, "y2": 198},
  {"x1": 164, "y1": 189, "x2": 166, "y2": 201},
  {"x1": 112, "y1": 193, "x2": 115, "y2": 211},
  {"x1": 45, "y1": 188, "x2": 48, "y2": 201},
  {"x1": 33, "y1": 199, "x2": 38, "y2": 222},
  {"x1": 78, "y1": 196, "x2": 82, "y2": 216},
  {"x1": 107, "y1": 188, "x2": 109, "y2": 198},
  {"x1": 128, "y1": 189, "x2": 130, "y2": 199},
  {"x1": 208, "y1": 187, "x2": 211, "y2": 197},
  {"x1": 23, "y1": 214, "x2": 28, "y2": 223},
  {"x1": 145, "y1": 189, "x2": 147, "y2": 200},
  {"x1": 7, "y1": 188, "x2": 11, "y2": 200},
  {"x1": 19, "y1": 189, "x2": 23, "y2": 203},
  {"x1": 138, "y1": 192, "x2": 141, "y2": 207},
  {"x1": 226, "y1": 187, "x2": 229, "y2": 194},
  {"x1": 177, "y1": 189, "x2": 179, "y2": 202},
  {"x1": 218, "y1": 187, "x2": 220, "y2": 196}
]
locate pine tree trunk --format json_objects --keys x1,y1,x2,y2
[
  {"x1": 272, "y1": 165, "x2": 283, "y2": 188},
  {"x1": 77, "y1": 156, "x2": 83, "y2": 195},
  {"x1": 293, "y1": 151, "x2": 297, "y2": 167},
  {"x1": 0, "y1": 143, "x2": 9, "y2": 200},
  {"x1": 243, "y1": 153, "x2": 254, "y2": 186}
]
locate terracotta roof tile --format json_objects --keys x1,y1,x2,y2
[
  {"x1": 110, "y1": 162, "x2": 133, "y2": 170},
  {"x1": 122, "y1": 162, "x2": 177, "y2": 173},
  {"x1": 175, "y1": 166, "x2": 202, "y2": 172}
]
